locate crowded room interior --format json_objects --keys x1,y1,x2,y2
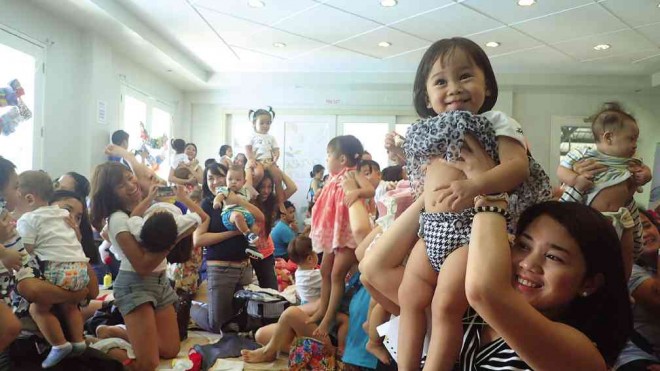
[{"x1": 0, "y1": 0, "x2": 659, "y2": 370}]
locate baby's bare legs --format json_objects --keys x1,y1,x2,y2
[
  {"x1": 397, "y1": 239, "x2": 437, "y2": 371},
  {"x1": 307, "y1": 251, "x2": 334, "y2": 324},
  {"x1": 315, "y1": 247, "x2": 357, "y2": 337},
  {"x1": 253, "y1": 162, "x2": 265, "y2": 186},
  {"x1": 60, "y1": 303, "x2": 85, "y2": 344},
  {"x1": 366, "y1": 302, "x2": 392, "y2": 364},
  {"x1": 230, "y1": 211, "x2": 250, "y2": 235},
  {"x1": 424, "y1": 246, "x2": 469, "y2": 371},
  {"x1": 30, "y1": 302, "x2": 67, "y2": 346}
]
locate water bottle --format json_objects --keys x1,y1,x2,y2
[
  {"x1": 172, "y1": 358, "x2": 193, "y2": 371},
  {"x1": 103, "y1": 273, "x2": 112, "y2": 288}
]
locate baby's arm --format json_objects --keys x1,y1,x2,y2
[
  {"x1": 130, "y1": 184, "x2": 158, "y2": 217},
  {"x1": 212, "y1": 192, "x2": 227, "y2": 210},
  {"x1": 478, "y1": 136, "x2": 529, "y2": 194},
  {"x1": 272, "y1": 147, "x2": 280, "y2": 163}
]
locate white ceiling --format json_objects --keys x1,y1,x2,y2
[
  {"x1": 34, "y1": 0, "x2": 660, "y2": 89},
  {"x1": 119, "y1": 0, "x2": 660, "y2": 75}
]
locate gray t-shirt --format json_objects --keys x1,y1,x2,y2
[{"x1": 615, "y1": 264, "x2": 660, "y2": 368}]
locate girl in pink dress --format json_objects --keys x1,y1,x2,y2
[{"x1": 309, "y1": 135, "x2": 374, "y2": 337}]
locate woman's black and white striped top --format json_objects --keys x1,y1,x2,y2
[{"x1": 457, "y1": 308, "x2": 532, "y2": 371}]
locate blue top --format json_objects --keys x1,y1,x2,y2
[
  {"x1": 271, "y1": 220, "x2": 296, "y2": 258},
  {"x1": 342, "y1": 272, "x2": 378, "y2": 369}
]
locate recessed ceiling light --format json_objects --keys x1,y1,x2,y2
[
  {"x1": 247, "y1": 0, "x2": 265, "y2": 8},
  {"x1": 378, "y1": 41, "x2": 392, "y2": 47},
  {"x1": 517, "y1": 0, "x2": 536, "y2": 6},
  {"x1": 593, "y1": 44, "x2": 610, "y2": 51},
  {"x1": 273, "y1": 42, "x2": 286, "y2": 48},
  {"x1": 380, "y1": 0, "x2": 398, "y2": 7},
  {"x1": 485, "y1": 41, "x2": 500, "y2": 48}
]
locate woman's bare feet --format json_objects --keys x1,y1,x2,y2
[
  {"x1": 241, "y1": 347, "x2": 277, "y2": 363},
  {"x1": 366, "y1": 339, "x2": 391, "y2": 365}
]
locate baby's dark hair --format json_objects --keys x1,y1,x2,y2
[
  {"x1": 327, "y1": 135, "x2": 364, "y2": 167},
  {"x1": 249, "y1": 106, "x2": 275, "y2": 123},
  {"x1": 18, "y1": 170, "x2": 54, "y2": 202},
  {"x1": 140, "y1": 212, "x2": 178, "y2": 253},
  {"x1": 310, "y1": 164, "x2": 324, "y2": 178},
  {"x1": 0, "y1": 156, "x2": 16, "y2": 191},
  {"x1": 171, "y1": 139, "x2": 186, "y2": 154},
  {"x1": 228, "y1": 164, "x2": 246, "y2": 178},
  {"x1": 360, "y1": 160, "x2": 381, "y2": 174},
  {"x1": 381, "y1": 165, "x2": 404, "y2": 182},
  {"x1": 204, "y1": 158, "x2": 217, "y2": 168},
  {"x1": 219, "y1": 145, "x2": 232, "y2": 157},
  {"x1": 111, "y1": 130, "x2": 129, "y2": 145},
  {"x1": 287, "y1": 235, "x2": 314, "y2": 265},
  {"x1": 174, "y1": 166, "x2": 193, "y2": 180},
  {"x1": 589, "y1": 102, "x2": 637, "y2": 143},
  {"x1": 413, "y1": 37, "x2": 498, "y2": 118}
]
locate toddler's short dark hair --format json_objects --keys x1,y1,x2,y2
[
  {"x1": 140, "y1": 212, "x2": 178, "y2": 253},
  {"x1": 174, "y1": 166, "x2": 193, "y2": 180},
  {"x1": 287, "y1": 235, "x2": 314, "y2": 265}
]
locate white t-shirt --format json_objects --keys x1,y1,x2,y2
[
  {"x1": 108, "y1": 210, "x2": 167, "y2": 272},
  {"x1": 16, "y1": 205, "x2": 88, "y2": 263},
  {"x1": 481, "y1": 110, "x2": 527, "y2": 150},
  {"x1": 249, "y1": 133, "x2": 279, "y2": 162},
  {"x1": 171, "y1": 153, "x2": 189, "y2": 169},
  {"x1": 127, "y1": 202, "x2": 201, "y2": 242},
  {"x1": 295, "y1": 268, "x2": 321, "y2": 304}
]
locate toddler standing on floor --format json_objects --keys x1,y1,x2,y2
[
  {"x1": 15, "y1": 171, "x2": 91, "y2": 368},
  {"x1": 394, "y1": 37, "x2": 552, "y2": 370},
  {"x1": 309, "y1": 135, "x2": 375, "y2": 337}
]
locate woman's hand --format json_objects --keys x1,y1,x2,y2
[
  {"x1": 64, "y1": 215, "x2": 82, "y2": 242},
  {"x1": 0, "y1": 247, "x2": 23, "y2": 271},
  {"x1": 146, "y1": 184, "x2": 159, "y2": 202},
  {"x1": 572, "y1": 158, "x2": 606, "y2": 178},
  {"x1": 433, "y1": 179, "x2": 480, "y2": 211},
  {"x1": 385, "y1": 131, "x2": 405, "y2": 164},
  {"x1": 0, "y1": 213, "x2": 16, "y2": 243},
  {"x1": 432, "y1": 135, "x2": 496, "y2": 210}
]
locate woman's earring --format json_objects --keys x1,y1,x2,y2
[{"x1": 581, "y1": 291, "x2": 589, "y2": 297}]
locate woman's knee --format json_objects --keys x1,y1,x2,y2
[{"x1": 2, "y1": 314, "x2": 20, "y2": 339}]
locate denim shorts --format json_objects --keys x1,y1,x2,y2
[{"x1": 113, "y1": 270, "x2": 177, "y2": 317}]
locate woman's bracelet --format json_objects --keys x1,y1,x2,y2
[{"x1": 473, "y1": 205, "x2": 511, "y2": 223}]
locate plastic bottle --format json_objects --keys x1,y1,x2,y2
[
  {"x1": 103, "y1": 273, "x2": 112, "y2": 288},
  {"x1": 172, "y1": 358, "x2": 193, "y2": 371}
]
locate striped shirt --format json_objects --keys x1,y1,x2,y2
[{"x1": 458, "y1": 308, "x2": 532, "y2": 371}]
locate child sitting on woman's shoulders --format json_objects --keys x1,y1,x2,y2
[{"x1": 288, "y1": 235, "x2": 321, "y2": 306}]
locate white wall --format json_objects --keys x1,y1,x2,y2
[{"x1": 0, "y1": 0, "x2": 183, "y2": 178}]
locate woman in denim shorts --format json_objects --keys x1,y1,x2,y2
[
  {"x1": 90, "y1": 162, "x2": 183, "y2": 370},
  {"x1": 191, "y1": 162, "x2": 263, "y2": 333}
]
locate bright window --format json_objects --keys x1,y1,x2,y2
[
  {"x1": 0, "y1": 43, "x2": 36, "y2": 172},
  {"x1": 342, "y1": 122, "x2": 389, "y2": 168},
  {"x1": 122, "y1": 95, "x2": 147, "y2": 151},
  {"x1": 122, "y1": 92, "x2": 173, "y2": 181},
  {"x1": 151, "y1": 107, "x2": 172, "y2": 180}
]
